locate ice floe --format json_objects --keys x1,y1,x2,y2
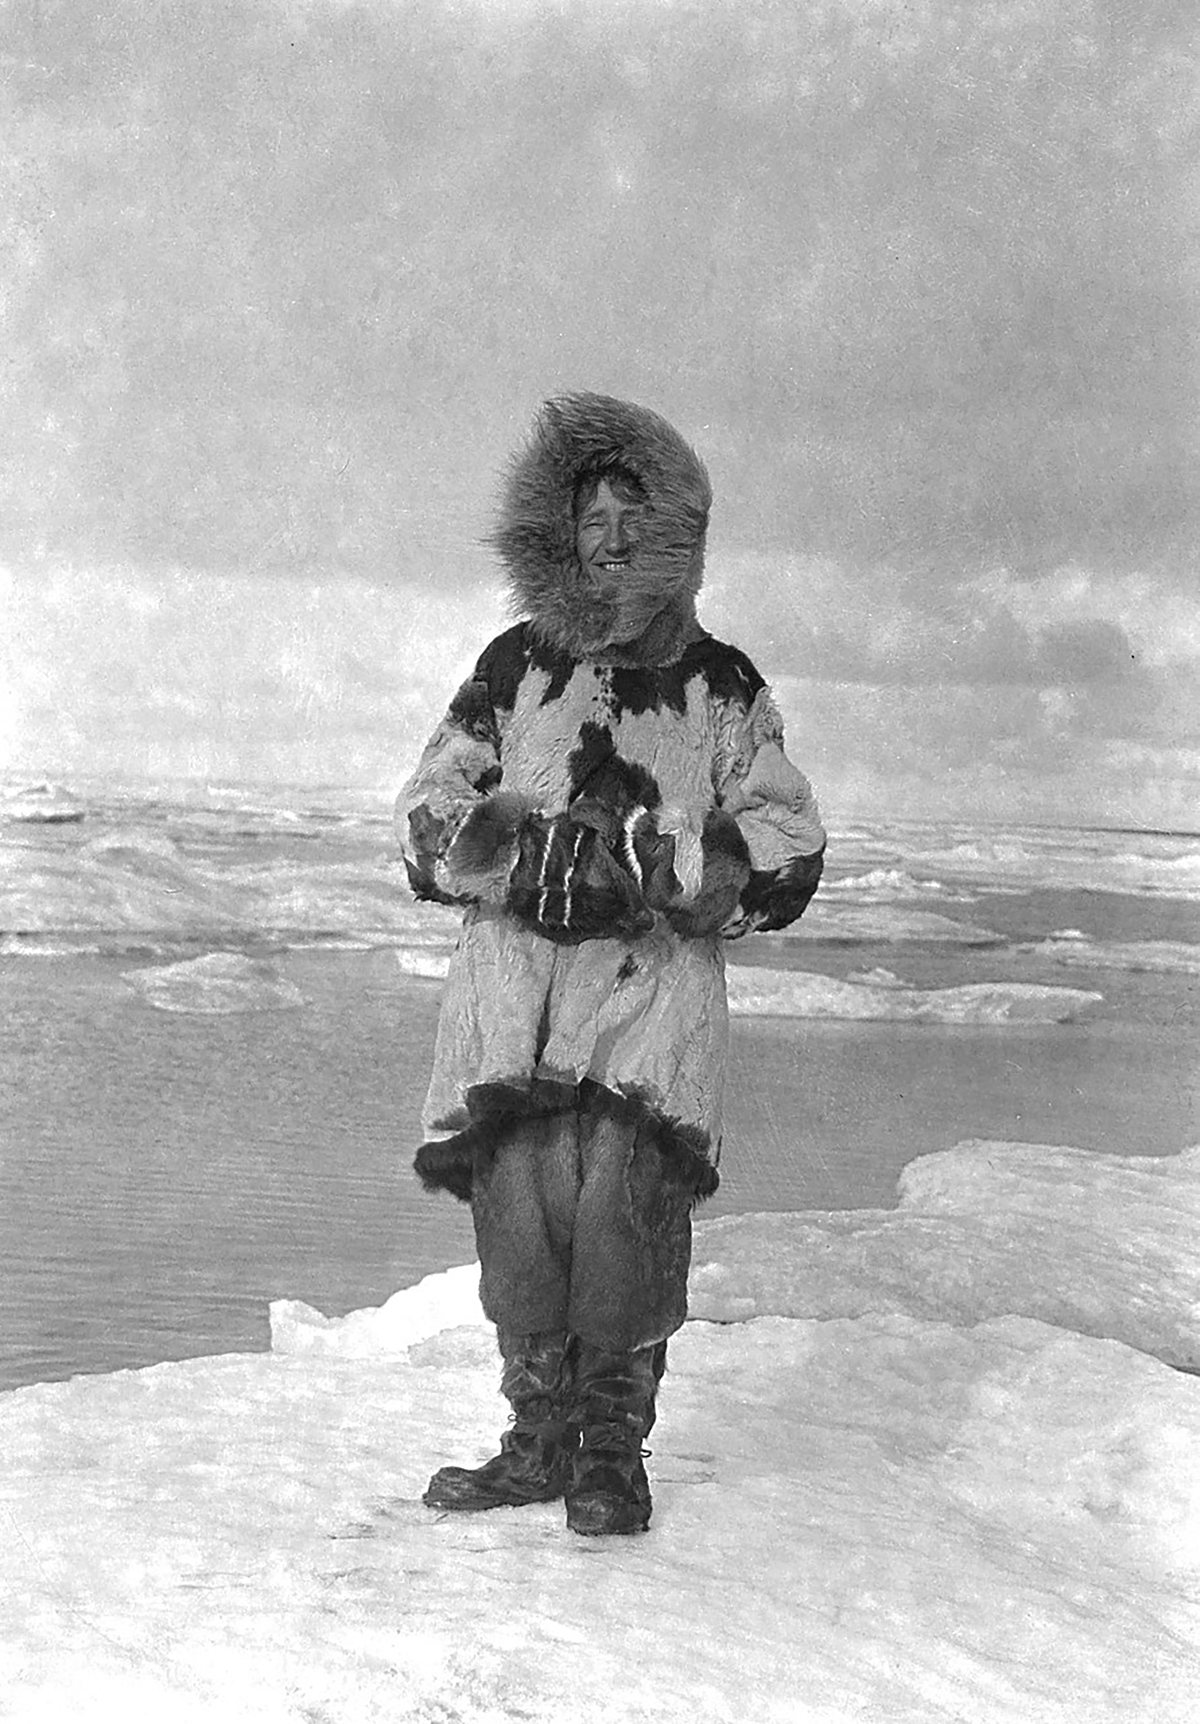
[
  {"x1": 0, "y1": 782, "x2": 87, "y2": 824},
  {"x1": 795, "y1": 902, "x2": 1002, "y2": 943},
  {"x1": 818, "y1": 866, "x2": 968, "y2": 902},
  {"x1": 898, "y1": 828, "x2": 1200, "y2": 900},
  {"x1": 3, "y1": 827, "x2": 247, "y2": 935},
  {"x1": 726, "y1": 965, "x2": 1101, "y2": 1022},
  {"x1": 1028, "y1": 931, "x2": 1200, "y2": 976},
  {"x1": 122, "y1": 951, "x2": 308, "y2": 1014},
  {"x1": 690, "y1": 1141, "x2": 1200, "y2": 1370},
  {"x1": 394, "y1": 945, "x2": 453, "y2": 980},
  {"x1": 271, "y1": 1263, "x2": 487, "y2": 1358},
  {"x1": 1, "y1": 816, "x2": 456, "y2": 947}
]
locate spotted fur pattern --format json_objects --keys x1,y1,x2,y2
[{"x1": 398, "y1": 622, "x2": 822, "y2": 922}]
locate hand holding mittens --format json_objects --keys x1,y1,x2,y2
[
  {"x1": 439, "y1": 790, "x2": 654, "y2": 941},
  {"x1": 506, "y1": 811, "x2": 655, "y2": 943},
  {"x1": 438, "y1": 788, "x2": 752, "y2": 944},
  {"x1": 600, "y1": 803, "x2": 753, "y2": 939}
]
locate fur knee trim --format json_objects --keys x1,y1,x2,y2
[
  {"x1": 581, "y1": 1080, "x2": 720, "y2": 1203},
  {"x1": 652, "y1": 1117, "x2": 720, "y2": 1202}
]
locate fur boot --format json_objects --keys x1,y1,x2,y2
[
  {"x1": 565, "y1": 1339, "x2": 667, "y2": 1536},
  {"x1": 423, "y1": 1330, "x2": 577, "y2": 1511}
]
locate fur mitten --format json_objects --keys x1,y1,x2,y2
[
  {"x1": 507, "y1": 813, "x2": 655, "y2": 944},
  {"x1": 726, "y1": 844, "x2": 825, "y2": 936},
  {"x1": 441, "y1": 791, "x2": 534, "y2": 895}
]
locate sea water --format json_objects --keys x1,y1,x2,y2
[{"x1": 1, "y1": 774, "x2": 1196, "y2": 1390}]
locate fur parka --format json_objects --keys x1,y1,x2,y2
[{"x1": 397, "y1": 394, "x2": 826, "y2": 1201}]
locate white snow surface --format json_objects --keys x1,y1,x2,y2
[
  {"x1": 690, "y1": 1141, "x2": 1200, "y2": 1369},
  {"x1": 3, "y1": 1143, "x2": 1199, "y2": 1723}
]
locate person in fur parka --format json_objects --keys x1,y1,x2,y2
[{"x1": 397, "y1": 393, "x2": 825, "y2": 1535}]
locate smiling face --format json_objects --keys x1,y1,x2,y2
[{"x1": 574, "y1": 478, "x2": 646, "y2": 583}]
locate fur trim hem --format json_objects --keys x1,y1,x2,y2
[
  {"x1": 413, "y1": 1077, "x2": 720, "y2": 1204},
  {"x1": 616, "y1": 1084, "x2": 721, "y2": 1201}
]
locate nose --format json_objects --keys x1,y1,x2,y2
[{"x1": 603, "y1": 515, "x2": 631, "y2": 555}]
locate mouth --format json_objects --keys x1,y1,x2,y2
[{"x1": 593, "y1": 558, "x2": 630, "y2": 572}]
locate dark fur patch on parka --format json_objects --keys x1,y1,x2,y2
[{"x1": 489, "y1": 393, "x2": 712, "y2": 664}]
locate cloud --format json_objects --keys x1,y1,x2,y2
[
  {"x1": 4, "y1": 561, "x2": 1197, "y2": 830},
  {"x1": 1, "y1": 566, "x2": 508, "y2": 786},
  {"x1": 703, "y1": 548, "x2": 1200, "y2": 824},
  {"x1": 1, "y1": 0, "x2": 1195, "y2": 585},
  {"x1": 3, "y1": 1, "x2": 1195, "y2": 825},
  {"x1": 706, "y1": 551, "x2": 1195, "y2": 692},
  {"x1": 772, "y1": 674, "x2": 1200, "y2": 831}
]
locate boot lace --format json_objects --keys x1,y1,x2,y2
[{"x1": 578, "y1": 1419, "x2": 651, "y2": 1459}]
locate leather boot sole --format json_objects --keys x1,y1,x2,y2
[
  {"x1": 423, "y1": 1464, "x2": 569, "y2": 1511},
  {"x1": 565, "y1": 1490, "x2": 651, "y2": 1535}
]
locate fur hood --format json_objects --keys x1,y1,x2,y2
[{"x1": 490, "y1": 393, "x2": 712, "y2": 665}]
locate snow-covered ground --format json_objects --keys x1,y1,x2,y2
[{"x1": 3, "y1": 1142, "x2": 1198, "y2": 1722}]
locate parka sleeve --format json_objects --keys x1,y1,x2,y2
[
  {"x1": 395, "y1": 631, "x2": 533, "y2": 907},
  {"x1": 714, "y1": 678, "x2": 827, "y2": 938}
]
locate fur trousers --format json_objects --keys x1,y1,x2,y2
[{"x1": 469, "y1": 1083, "x2": 695, "y2": 1352}]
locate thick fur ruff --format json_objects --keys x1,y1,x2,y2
[{"x1": 490, "y1": 393, "x2": 712, "y2": 664}]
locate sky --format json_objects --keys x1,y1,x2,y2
[{"x1": 2, "y1": 0, "x2": 1197, "y2": 828}]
